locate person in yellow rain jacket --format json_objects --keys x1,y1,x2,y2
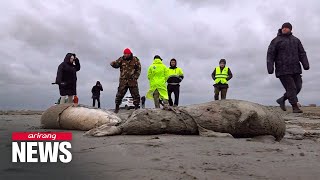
[
  {"x1": 146, "y1": 55, "x2": 169, "y2": 109},
  {"x1": 211, "y1": 59, "x2": 233, "y2": 100}
]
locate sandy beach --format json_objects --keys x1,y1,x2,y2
[{"x1": 0, "y1": 107, "x2": 320, "y2": 180}]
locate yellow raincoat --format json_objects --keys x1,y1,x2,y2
[{"x1": 146, "y1": 58, "x2": 169, "y2": 100}]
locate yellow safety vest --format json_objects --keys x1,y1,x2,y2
[
  {"x1": 214, "y1": 66, "x2": 229, "y2": 84},
  {"x1": 167, "y1": 67, "x2": 184, "y2": 85},
  {"x1": 167, "y1": 67, "x2": 183, "y2": 77}
]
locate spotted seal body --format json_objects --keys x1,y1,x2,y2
[{"x1": 86, "y1": 100, "x2": 286, "y2": 141}]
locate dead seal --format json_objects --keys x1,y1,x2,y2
[
  {"x1": 41, "y1": 104, "x2": 121, "y2": 130},
  {"x1": 86, "y1": 100, "x2": 286, "y2": 141}
]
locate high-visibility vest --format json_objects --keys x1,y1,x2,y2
[
  {"x1": 167, "y1": 67, "x2": 183, "y2": 77},
  {"x1": 214, "y1": 66, "x2": 229, "y2": 84},
  {"x1": 167, "y1": 67, "x2": 184, "y2": 85}
]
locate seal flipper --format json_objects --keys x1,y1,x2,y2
[
  {"x1": 84, "y1": 124, "x2": 122, "y2": 137},
  {"x1": 198, "y1": 126, "x2": 233, "y2": 138}
]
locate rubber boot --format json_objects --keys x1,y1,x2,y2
[
  {"x1": 134, "y1": 104, "x2": 139, "y2": 110},
  {"x1": 114, "y1": 104, "x2": 120, "y2": 113},
  {"x1": 162, "y1": 100, "x2": 169, "y2": 110},
  {"x1": 153, "y1": 90, "x2": 161, "y2": 108},
  {"x1": 276, "y1": 96, "x2": 287, "y2": 111},
  {"x1": 292, "y1": 103, "x2": 303, "y2": 113}
]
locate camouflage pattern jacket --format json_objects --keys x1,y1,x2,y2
[{"x1": 111, "y1": 56, "x2": 141, "y2": 86}]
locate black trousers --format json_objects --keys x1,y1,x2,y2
[
  {"x1": 279, "y1": 74, "x2": 302, "y2": 105},
  {"x1": 93, "y1": 98, "x2": 101, "y2": 108},
  {"x1": 214, "y1": 86, "x2": 228, "y2": 100},
  {"x1": 168, "y1": 84, "x2": 180, "y2": 106}
]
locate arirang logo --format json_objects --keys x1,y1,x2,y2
[{"x1": 12, "y1": 132, "x2": 72, "y2": 163}]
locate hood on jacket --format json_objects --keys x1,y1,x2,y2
[
  {"x1": 170, "y1": 58, "x2": 177, "y2": 69},
  {"x1": 153, "y1": 58, "x2": 163, "y2": 64},
  {"x1": 64, "y1": 53, "x2": 76, "y2": 64},
  {"x1": 154, "y1": 55, "x2": 162, "y2": 61}
]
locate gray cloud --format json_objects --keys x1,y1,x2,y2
[{"x1": 0, "y1": 0, "x2": 319, "y2": 110}]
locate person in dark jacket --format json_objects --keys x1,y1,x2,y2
[
  {"x1": 91, "y1": 81, "x2": 103, "y2": 108},
  {"x1": 211, "y1": 59, "x2": 233, "y2": 100},
  {"x1": 55, "y1": 53, "x2": 81, "y2": 104},
  {"x1": 167, "y1": 58, "x2": 184, "y2": 107},
  {"x1": 267, "y1": 22, "x2": 310, "y2": 113},
  {"x1": 141, "y1": 96, "x2": 146, "y2": 109}
]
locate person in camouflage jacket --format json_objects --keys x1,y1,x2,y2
[{"x1": 110, "y1": 48, "x2": 141, "y2": 113}]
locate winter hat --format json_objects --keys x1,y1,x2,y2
[
  {"x1": 282, "y1": 22, "x2": 292, "y2": 30},
  {"x1": 154, "y1": 55, "x2": 162, "y2": 60},
  {"x1": 123, "y1": 48, "x2": 132, "y2": 54},
  {"x1": 219, "y1": 59, "x2": 226, "y2": 64}
]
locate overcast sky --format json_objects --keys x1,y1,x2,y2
[{"x1": 0, "y1": 0, "x2": 319, "y2": 110}]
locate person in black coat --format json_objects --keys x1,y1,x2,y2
[
  {"x1": 92, "y1": 81, "x2": 103, "y2": 108},
  {"x1": 267, "y1": 22, "x2": 309, "y2": 113},
  {"x1": 55, "y1": 53, "x2": 81, "y2": 104},
  {"x1": 141, "y1": 96, "x2": 146, "y2": 109}
]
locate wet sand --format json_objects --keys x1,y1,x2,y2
[{"x1": 0, "y1": 107, "x2": 320, "y2": 180}]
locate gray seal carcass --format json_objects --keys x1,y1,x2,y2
[{"x1": 85, "y1": 100, "x2": 286, "y2": 141}]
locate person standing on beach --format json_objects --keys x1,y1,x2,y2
[
  {"x1": 55, "y1": 53, "x2": 81, "y2": 104},
  {"x1": 110, "y1": 48, "x2": 141, "y2": 113},
  {"x1": 167, "y1": 58, "x2": 184, "y2": 107},
  {"x1": 146, "y1": 55, "x2": 169, "y2": 109},
  {"x1": 267, "y1": 22, "x2": 310, "y2": 113},
  {"x1": 91, "y1": 81, "x2": 103, "y2": 108},
  {"x1": 141, "y1": 96, "x2": 146, "y2": 109},
  {"x1": 211, "y1": 59, "x2": 233, "y2": 100}
]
